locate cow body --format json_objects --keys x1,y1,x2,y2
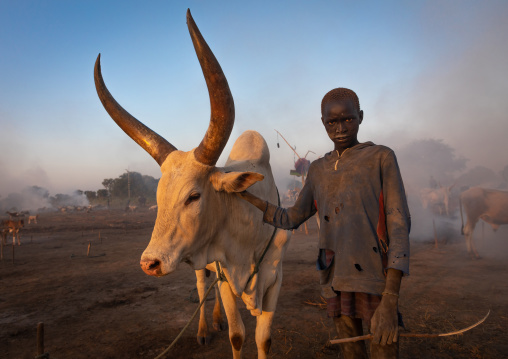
[
  {"x1": 1, "y1": 219, "x2": 24, "y2": 245},
  {"x1": 420, "y1": 185, "x2": 453, "y2": 216},
  {"x1": 142, "y1": 132, "x2": 291, "y2": 358},
  {"x1": 460, "y1": 187, "x2": 508, "y2": 258}
]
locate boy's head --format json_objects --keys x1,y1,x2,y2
[{"x1": 321, "y1": 88, "x2": 363, "y2": 153}]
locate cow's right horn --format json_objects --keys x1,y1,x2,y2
[
  {"x1": 187, "y1": 9, "x2": 235, "y2": 166},
  {"x1": 94, "y1": 54, "x2": 177, "y2": 166}
]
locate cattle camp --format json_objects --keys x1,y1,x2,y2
[{"x1": 2, "y1": 3, "x2": 508, "y2": 359}]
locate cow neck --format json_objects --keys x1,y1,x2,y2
[{"x1": 208, "y1": 187, "x2": 279, "y2": 298}]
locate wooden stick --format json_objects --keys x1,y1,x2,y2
[
  {"x1": 329, "y1": 310, "x2": 490, "y2": 344},
  {"x1": 87, "y1": 242, "x2": 91, "y2": 257},
  {"x1": 274, "y1": 129, "x2": 301, "y2": 159},
  {"x1": 37, "y1": 322, "x2": 44, "y2": 355},
  {"x1": 432, "y1": 217, "x2": 438, "y2": 249}
]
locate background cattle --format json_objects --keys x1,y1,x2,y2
[{"x1": 460, "y1": 187, "x2": 508, "y2": 259}]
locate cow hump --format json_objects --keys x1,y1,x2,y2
[{"x1": 226, "y1": 130, "x2": 270, "y2": 166}]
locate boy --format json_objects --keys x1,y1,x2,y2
[{"x1": 238, "y1": 88, "x2": 410, "y2": 359}]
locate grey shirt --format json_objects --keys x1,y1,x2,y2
[{"x1": 263, "y1": 142, "x2": 410, "y2": 295}]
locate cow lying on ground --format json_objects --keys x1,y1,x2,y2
[
  {"x1": 460, "y1": 187, "x2": 508, "y2": 259},
  {"x1": 94, "y1": 10, "x2": 291, "y2": 358},
  {"x1": 6, "y1": 211, "x2": 25, "y2": 220}
]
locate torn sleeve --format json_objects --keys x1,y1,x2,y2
[{"x1": 382, "y1": 150, "x2": 411, "y2": 275}]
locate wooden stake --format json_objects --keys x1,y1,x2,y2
[
  {"x1": 37, "y1": 322, "x2": 44, "y2": 356},
  {"x1": 87, "y1": 242, "x2": 91, "y2": 257},
  {"x1": 432, "y1": 218, "x2": 438, "y2": 249}
]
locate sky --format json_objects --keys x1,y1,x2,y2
[{"x1": 1, "y1": 0, "x2": 507, "y2": 196}]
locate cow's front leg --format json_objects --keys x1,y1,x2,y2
[
  {"x1": 255, "y1": 311, "x2": 274, "y2": 359},
  {"x1": 218, "y1": 281, "x2": 244, "y2": 359},
  {"x1": 255, "y1": 275, "x2": 283, "y2": 358},
  {"x1": 195, "y1": 269, "x2": 211, "y2": 345}
]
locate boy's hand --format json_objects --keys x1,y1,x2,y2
[
  {"x1": 371, "y1": 268, "x2": 403, "y2": 345},
  {"x1": 370, "y1": 294, "x2": 399, "y2": 345}
]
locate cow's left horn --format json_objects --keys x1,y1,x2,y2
[
  {"x1": 94, "y1": 54, "x2": 177, "y2": 166},
  {"x1": 187, "y1": 9, "x2": 235, "y2": 166}
]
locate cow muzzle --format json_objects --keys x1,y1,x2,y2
[{"x1": 140, "y1": 258, "x2": 163, "y2": 276}]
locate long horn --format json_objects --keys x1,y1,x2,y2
[
  {"x1": 187, "y1": 9, "x2": 235, "y2": 166},
  {"x1": 94, "y1": 54, "x2": 177, "y2": 166}
]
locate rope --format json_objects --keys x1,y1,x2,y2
[
  {"x1": 154, "y1": 277, "x2": 220, "y2": 359},
  {"x1": 244, "y1": 187, "x2": 280, "y2": 287}
]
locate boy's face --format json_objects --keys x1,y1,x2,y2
[{"x1": 321, "y1": 98, "x2": 363, "y2": 153}]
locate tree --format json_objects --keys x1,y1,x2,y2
[
  {"x1": 102, "y1": 172, "x2": 158, "y2": 199},
  {"x1": 97, "y1": 189, "x2": 109, "y2": 199},
  {"x1": 84, "y1": 191, "x2": 97, "y2": 201}
]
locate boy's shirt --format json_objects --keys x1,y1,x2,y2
[{"x1": 263, "y1": 142, "x2": 411, "y2": 296}]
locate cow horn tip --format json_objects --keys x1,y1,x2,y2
[
  {"x1": 186, "y1": 8, "x2": 192, "y2": 21},
  {"x1": 95, "y1": 53, "x2": 101, "y2": 68}
]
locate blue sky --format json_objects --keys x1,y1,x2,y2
[{"x1": 1, "y1": 1, "x2": 507, "y2": 195}]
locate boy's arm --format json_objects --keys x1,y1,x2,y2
[
  {"x1": 236, "y1": 191, "x2": 268, "y2": 212},
  {"x1": 371, "y1": 150, "x2": 410, "y2": 345},
  {"x1": 237, "y1": 177, "x2": 317, "y2": 230}
]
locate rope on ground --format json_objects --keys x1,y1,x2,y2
[{"x1": 153, "y1": 278, "x2": 220, "y2": 359}]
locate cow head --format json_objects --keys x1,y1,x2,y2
[{"x1": 95, "y1": 10, "x2": 263, "y2": 277}]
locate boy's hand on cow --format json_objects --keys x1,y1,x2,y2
[{"x1": 370, "y1": 294, "x2": 399, "y2": 345}]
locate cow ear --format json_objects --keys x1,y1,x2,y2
[{"x1": 210, "y1": 171, "x2": 264, "y2": 193}]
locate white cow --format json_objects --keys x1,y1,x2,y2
[
  {"x1": 460, "y1": 187, "x2": 508, "y2": 259},
  {"x1": 420, "y1": 184, "x2": 454, "y2": 216},
  {"x1": 94, "y1": 10, "x2": 291, "y2": 358}
]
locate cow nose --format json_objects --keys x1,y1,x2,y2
[{"x1": 140, "y1": 258, "x2": 162, "y2": 276}]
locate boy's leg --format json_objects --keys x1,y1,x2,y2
[
  {"x1": 370, "y1": 341, "x2": 398, "y2": 359},
  {"x1": 333, "y1": 315, "x2": 368, "y2": 359}
]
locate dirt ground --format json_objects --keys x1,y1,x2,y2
[{"x1": 1, "y1": 208, "x2": 507, "y2": 359}]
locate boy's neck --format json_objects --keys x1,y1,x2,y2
[{"x1": 335, "y1": 140, "x2": 359, "y2": 156}]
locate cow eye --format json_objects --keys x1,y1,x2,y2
[{"x1": 185, "y1": 192, "x2": 201, "y2": 206}]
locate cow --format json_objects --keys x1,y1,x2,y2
[
  {"x1": 460, "y1": 187, "x2": 508, "y2": 259},
  {"x1": 94, "y1": 10, "x2": 291, "y2": 358},
  {"x1": 28, "y1": 215, "x2": 39, "y2": 224},
  {"x1": 1, "y1": 219, "x2": 24, "y2": 245},
  {"x1": 420, "y1": 184, "x2": 454, "y2": 216},
  {"x1": 126, "y1": 205, "x2": 137, "y2": 212},
  {"x1": 6, "y1": 211, "x2": 25, "y2": 220}
]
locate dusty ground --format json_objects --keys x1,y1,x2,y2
[{"x1": 1, "y1": 208, "x2": 507, "y2": 359}]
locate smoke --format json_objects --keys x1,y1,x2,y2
[{"x1": 0, "y1": 186, "x2": 89, "y2": 213}]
